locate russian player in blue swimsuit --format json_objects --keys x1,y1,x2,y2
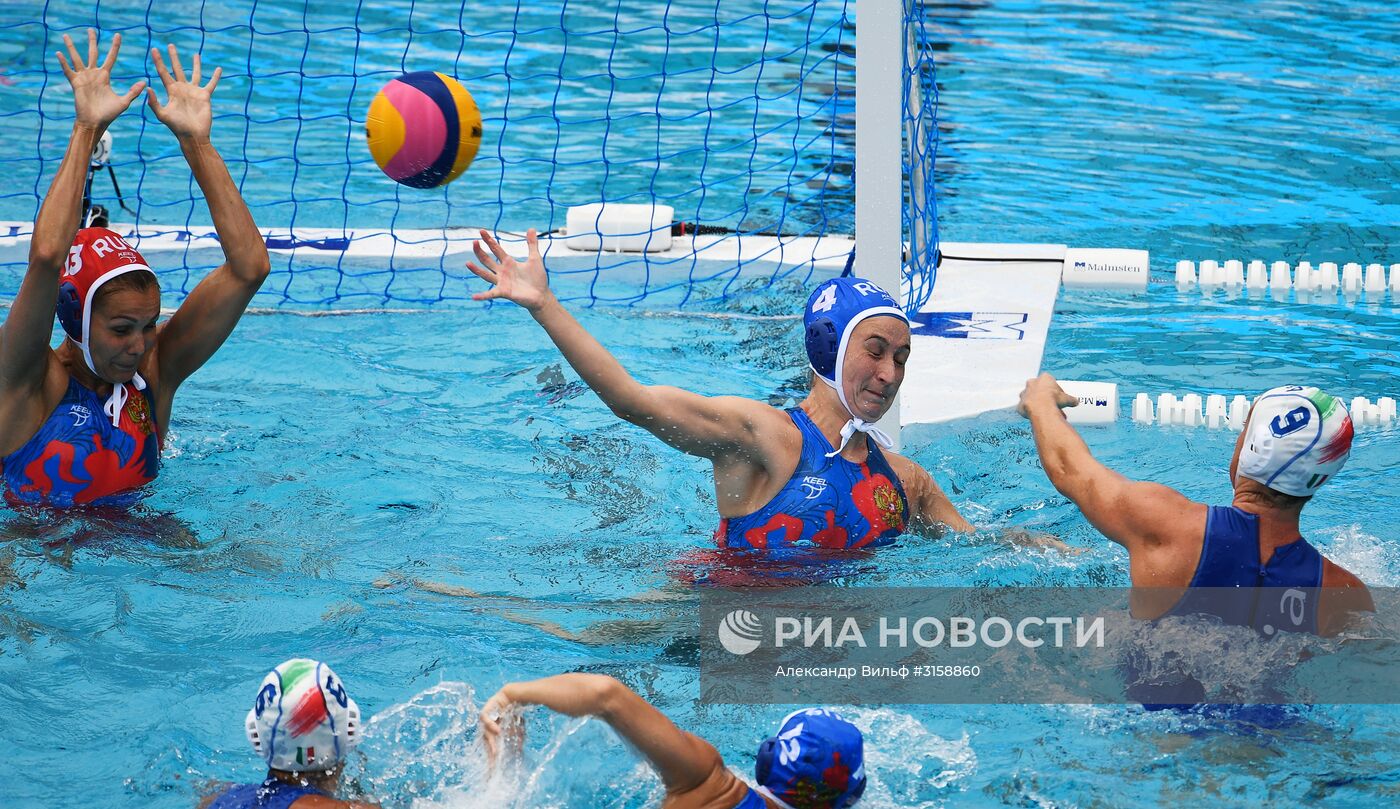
[
  {"x1": 0, "y1": 31, "x2": 269, "y2": 507},
  {"x1": 1018, "y1": 374, "x2": 1372, "y2": 636},
  {"x1": 481, "y1": 674, "x2": 865, "y2": 809},
  {"x1": 468, "y1": 230, "x2": 972, "y2": 553}
]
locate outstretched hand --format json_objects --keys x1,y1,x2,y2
[
  {"x1": 467, "y1": 228, "x2": 552, "y2": 312},
  {"x1": 146, "y1": 44, "x2": 221, "y2": 141},
  {"x1": 1017, "y1": 372, "x2": 1079, "y2": 418},
  {"x1": 56, "y1": 29, "x2": 146, "y2": 130}
]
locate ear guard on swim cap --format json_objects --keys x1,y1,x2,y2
[
  {"x1": 754, "y1": 708, "x2": 866, "y2": 809},
  {"x1": 1237, "y1": 385, "x2": 1353, "y2": 497},
  {"x1": 56, "y1": 279, "x2": 84, "y2": 344},
  {"x1": 805, "y1": 318, "x2": 841, "y2": 382},
  {"x1": 244, "y1": 659, "x2": 361, "y2": 772}
]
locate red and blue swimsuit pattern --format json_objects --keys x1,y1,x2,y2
[
  {"x1": 2, "y1": 377, "x2": 160, "y2": 507},
  {"x1": 716, "y1": 408, "x2": 907, "y2": 550}
]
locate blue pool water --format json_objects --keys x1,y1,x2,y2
[{"x1": 3, "y1": 1, "x2": 1399, "y2": 807}]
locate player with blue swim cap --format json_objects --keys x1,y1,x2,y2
[
  {"x1": 468, "y1": 230, "x2": 974, "y2": 554},
  {"x1": 481, "y1": 675, "x2": 865, "y2": 808},
  {"x1": 752, "y1": 708, "x2": 866, "y2": 808},
  {"x1": 802, "y1": 278, "x2": 908, "y2": 455}
]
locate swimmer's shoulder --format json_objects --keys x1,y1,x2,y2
[
  {"x1": 1318, "y1": 558, "x2": 1374, "y2": 636},
  {"x1": 1322, "y1": 558, "x2": 1367, "y2": 590},
  {"x1": 879, "y1": 447, "x2": 929, "y2": 490},
  {"x1": 715, "y1": 396, "x2": 802, "y2": 449},
  {"x1": 658, "y1": 733, "x2": 752, "y2": 809}
]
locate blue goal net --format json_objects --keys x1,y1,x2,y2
[
  {"x1": 0, "y1": 1, "x2": 937, "y2": 310},
  {"x1": 902, "y1": 0, "x2": 940, "y2": 315}
]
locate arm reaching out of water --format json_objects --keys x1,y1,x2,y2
[
  {"x1": 479, "y1": 674, "x2": 728, "y2": 798},
  {"x1": 891, "y1": 456, "x2": 975, "y2": 535},
  {"x1": 467, "y1": 229, "x2": 788, "y2": 465},
  {"x1": 472, "y1": 240, "x2": 984, "y2": 551},
  {"x1": 891, "y1": 454, "x2": 1080, "y2": 550},
  {"x1": 1019, "y1": 372, "x2": 1202, "y2": 555},
  {"x1": 1, "y1": 30, "x2": 144, "y2": 395},
  {"x1": 145, "y1": 43, "x2": 270, "y2": 399}
]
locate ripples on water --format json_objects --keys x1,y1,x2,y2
[{"x1": 3, "y1": 287, "x2": 1394, "y2": 806}]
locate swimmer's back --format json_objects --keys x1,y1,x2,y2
[{"x1": 1133, "y1": 503, "x2": 1371, "y2": 635}]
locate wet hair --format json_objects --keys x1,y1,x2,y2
[
  {"x1": 92, "y1": 270, "x2": 160, "y2": 311},
  {"x1": 1238, "y1": 476, "x2": 1311, "y2": 510},
  {"x1": 1256, "y1": 486, "x2": 1311, "y2": 510}
]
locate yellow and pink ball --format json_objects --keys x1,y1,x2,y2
[{"x1": 366, "y1": 71, "x2": 482, "y2": 188}]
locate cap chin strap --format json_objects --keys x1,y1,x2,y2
[
  {"x1": 754, "y1": 785, "x2": 800, "y2": 809},
  {"x1": 828, "y1": 415, "x2": 895, "y2": 458},
  {"x1": 70, "y1": 262, "x2": 155, "y2": 428},
  {"x1": 74, "y1": 336, "x2": 146, "y2": 428},
  {"x1": 816, "y1": 373, "x2": 895, "y2": 458}
]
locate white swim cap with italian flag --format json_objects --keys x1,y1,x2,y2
[
  {"x1": 1237, "y1": 386, "x2": 1354, "y2": 497},
  {"x1": 245, "y1": 658, "x2": 361, "y2": 772}
]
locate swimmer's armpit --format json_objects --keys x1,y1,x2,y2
[{"x1": 900, "y1": 459, "x2": 976, "y2": 535}]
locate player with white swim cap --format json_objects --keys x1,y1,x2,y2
[
  {"x1": 467, "y1": 229, "x2": 974, "y2": 552},
  {"x1": 1019, "y1": 375, "x2": 1372, "y2": 636},
  {"x1": 200, "y1": 659, "x2": 380, "y2": 809}
]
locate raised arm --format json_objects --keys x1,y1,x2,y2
[
  {"x1": 147, "y1": 44, "x2": 269, "y2": 392},
  {"x1": 468, "y1": 230, "x2": 777, "y2": 460},
  {"x1": 1, "y1": 30, "x2": 145, "y2": 390},
  {"x1": 479, "y1": 674, "x2": 724, "y2": 796},
  {"x1": 1019, "y1": 373, "x2": 1204, "y2": 553}
]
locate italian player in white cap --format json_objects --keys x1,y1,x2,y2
[
  {"x1": 200, "y1": 659, "x2": 379, "y2": 809},
  {"x1": 1017, "y1": 374, "x2": 1372, "y2": 636}
]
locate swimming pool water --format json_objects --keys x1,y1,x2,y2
[{"x1": 3, "y1": 1, "x2": 1399, "y2": 807}]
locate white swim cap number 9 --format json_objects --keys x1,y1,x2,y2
[
  {"x1": 255, "y1": 683, "x2": 278, "y2": 718},
  {"x1": 325, "y1": 674, "x2": 349, "y2": 708}
]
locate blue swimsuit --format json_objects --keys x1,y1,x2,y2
[
  {"x1": 1166, "y1": 505, "x2": 1323, "y2": 634},
  {"x1": 733, "y1": 786, "x2": 768, "y2": 808},
  {"x1": 716, "y1": 409, "x2": 908, "y2": 550},
  {"x1": 206, "y1": 778, "x2": 327, "y2": 809},
  {"x1": 1129, "y1": 506, "x2": 1324, "y2": 710},
  {"x1": 1, "y1": 377, "x2": 160, "y2": 507}
]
